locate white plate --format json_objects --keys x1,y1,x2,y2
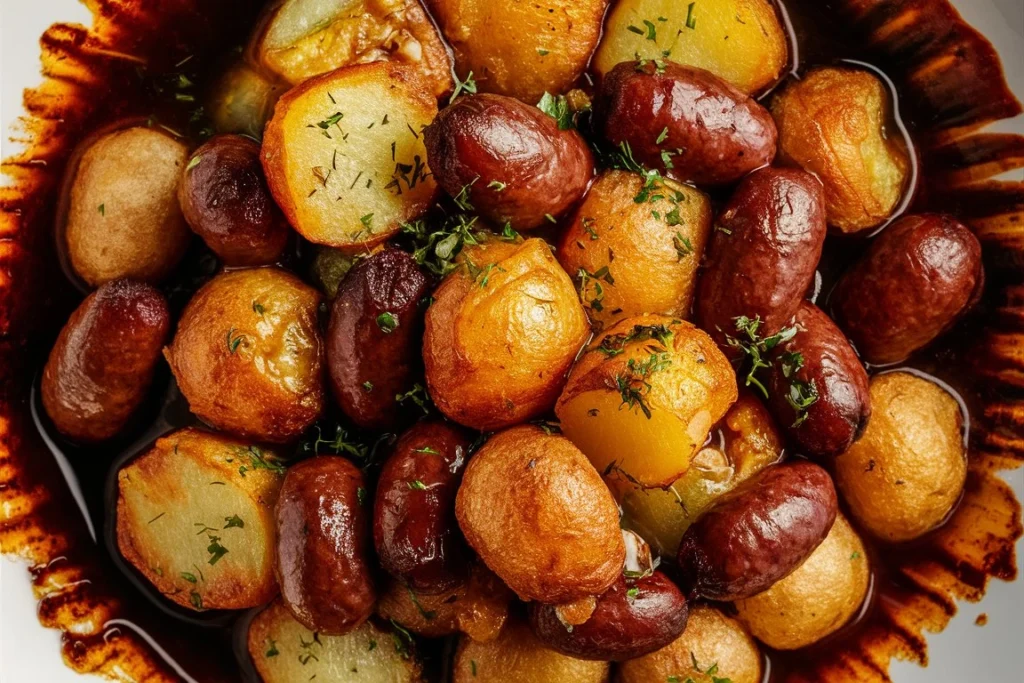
[{"x1": 1, "y1": 0, "x2": 1023, "y2": 680}]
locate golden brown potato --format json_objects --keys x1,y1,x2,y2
[
  {"x1": 116, "y1": 428, "x2": 283, "y2": 611},
  {"x1": 253, "y1": 0, "x2": 453, "y2": 96},
  {"x1": 771, "y1": 67, "x2": 911, "y2": 233},
  {"x1": 424, "y1": 0, "x2": 607, "y2": 103},
  {"x1": 207, "y1": 60, "x2": 286, "y2": 139},
  {"x1": 558, "y1": 171, "x2": 711, "y2": 329},
  {"x1": 262, "y1": 62, "x2": 438, "y2": 251},
  {"x1": 64, "y1": 126, "x2": 190, "y2": 287},
  {"x1": 734, "y1": 514, "x2": 870, "y2": 650},
  {"x1": 611, "y1": 392, "x2": 784, "y2": 556},
  {"x1": 165, "y1": 268, "x2": 324, "y2": 443},
  {"x1": 555, "y1": 315, "x2": 738, "y2": 487},
  {"x1": 834, "y1": 372, "x2": 967, "y2": 542},
  {"x1": 249, "y1": 598, "x2": 422, "y2": 683},
  {"x1": 453, "y1": 619, "x2": 610, "y2": 683},
  {"x1": 594, "y1": 0, "x2": 788, "y2": 95},
  {"x1": 455, "y1": 426, "x2": 625, "y2": 604},
  {"x1": 423, "y1": 237, "x2": 590, "y2": 431}
]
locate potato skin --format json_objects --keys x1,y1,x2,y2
[
  {"x1": 327, "y1": 249, "x2": 431, "y2": 430},
  {"x1": 772, "y1": 66, "x2": 910, "y2": 233},
  {"x1": 423, "y1": 238, "x2": 590, "y2": 431},
  {"x1": 276, "y1": 456, "x2": 375, "y2": 634},
  {"x1": 832, "y1": 214, "x2": 984, "y2": 364},
  {"x1": 179, "y1": 135, "x2": 290, "y2": 266},
  {"x1": 558, "y1": 170, "x2": 712, "y2": 328},
  {"x1": 424, "y1": 94, "x2": 594, "y2": 230},
  {"x1": 165, "y1": 268, "x2": 324, "y2": 443},
  {"x1": 65, "y1": 126, "x2": 191, "y2": 286},
  {"x1": 595, "y1": 61, "x2": 777, "y2": 186},
  {"x1": 42, "y1": 280, "x2": 169, "y2": 443},
  {"x1": 529, "y1": 572, "x2": 689, "y2": 661},
  {"x1": 677, "y1": 460, "x2": 838, "y2": 601},
  {"x1": 834, "y1": 372, "x2": 967, "y2": 542},
  {"x1": 374, "y1": 421, "x2": 471, "y2": 594},
  {"x1": 765, "y1": 301, "x2": 872, "y2": 458},
  {"x1": 695, "y1": 167, "x2": 827, "y2": 354},
  {"x1": 455, "y1": 425, "x2": 625, "y2": 603}
]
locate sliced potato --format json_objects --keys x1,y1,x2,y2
[
  {"x1": 253, "y1": 0, "x2": 453, "y2": 97},
  {"x1": 116, "y1": 428, "x2": 284, "y2": 611},
  {"x1": 249, "y1": 598, "x2": 422, "y2": 683},
  {"x1": 208, "y1": 61, "x2": 287, "y2": 138},
  {"x1": 262, "y1": 61, "x2": 438, "y2": 251},
  {"x1": 593, "y1": 0, "x2": 788, "y2": 95}
]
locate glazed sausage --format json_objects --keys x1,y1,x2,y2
[
  {"x1": 424, "y1": 93, "x2": 594, "y2": 229},
  {"x1": 831, "y1": 214, "x2": 984, "y2": 364},
  {"x1": 529, "y1": 572, "x2": 689, "y2": 661},
  {"x1": 677, "y1": 460, "x2": 838, "y2": 601},
  {"x1": 595, "y1": 61, "x2": 777, "y2": 186},
  {"x1": 275, "y1": 456, "x2": 375, "y2": 634},
  {"x1": 327, "y1": 248, "x2": 431, "y2": 431},
  {"x1": 696, "y1": 167, "x2": 827, "y2": 356},
  {"x1": 374, "y1": 421, "x2": 471, "y2": 594},
  {"x1": 41, "y1": 279, "x2": 170, "y2": 442}
]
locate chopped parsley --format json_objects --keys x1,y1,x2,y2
[
  {"x1": 450, "y1": 71, "x2": 478, "y2": 103},
  {"x1": 724, "y1": 316, "x2": 798, "y2": 399},
  {"x1": 223, "y1": 515, "x2": 244, "y2": 529},
  {"x1": 616, "y1": 352, "x2": 672, "y2": 418},
  {"x1": 376, "y1": 311, "x2": 399, "y2": 333},
  {"x1": 537, "y1": 92, "x2": 573, "y2": 130}
]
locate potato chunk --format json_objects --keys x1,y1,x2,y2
[
  {"x1": 262, "y1": 62, "x2": 438, "y2": 250},
  {"x1": 116, "y1": 428, "x2": 284, "y2": 611},
  {"x1": 253, "y1": 0, "x2": 453, "y2": 97},
  {"x1": 248, "y1": 599, "x2": 422, "y2": 683},
  {"x1": 556, "y1": 315, "x2": 738, "y2": 487},
  {"x1": 594, "y1": 0, "x2": 788, "y2": 95}
]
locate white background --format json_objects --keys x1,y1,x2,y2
[{"x1": 2, "y1": 0, "x2": 1023, "y2": 681}]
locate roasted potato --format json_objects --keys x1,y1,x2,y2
[
  {"x1": 595, "y1": 61, "x2": 777, "y2": 186},
  {"x1": 594, "y1": 0, "x2": 788, "y2": 95},
  {"x1": 262, "y1": 62, "x2": 438, "y2": 251},
  {"x1": 165, "y1": 268, "x2": 324, "y2": 443},
  {"x1": 377, "y1": 563, "x2": 512, "y2": 641},
  {"x1": 832, "y1": 214, "x2": 985, "y2": 364},
  {"x1": 529, "y1": 572, "x2": 689, "y2": 661},
  {"x1": 276, "y1": 456, "x2": 375, "y2": 634},
  {"x1": 616, "y1": 605, "x2": 763, "y2": 683},
  {"x1": 557, "y1": 170, "x2": 711, "y2": 328},
  {"x1": 764, "y1": 301, "x2": 872, "y2": 458},
  {"x1": 374, "y1": 420, "x2": 471, "y2": 593},
  {"x1": 42, "y1": 280, "x2": 170, "y2": 443},
  {"x1": 424, "y1": 94, "x2": 594, "y2": 230},
  {"x1": 424, "y1": 0, "x2": 607, "y2": 103},
  {"x1": 772, "y1": 66, "x2": 911, "y2": 233},
  {"x1": 611, "y1": 392, "x2": 784, "y2": 556},
  {"x1": 207, "y1": 60, "x2": 286, "y2": 139},
  {"x1": 455, "y1": 425, "x2": 625, "y2": 604},
  {"x1": 834, "y1": 372, "x2": 967, "y2": 542},
  {"x1": 735, "y1": 514, "x2": 871, "y2": 650},
  {"x1": 677, "y1": 460, "x2": 838, "y2": 601},
  {"x1": 556, "y1": 315, "x2": 738, "y2": 487},
  {"x1": 452, "y1": 619, "x2": 611, "y2": 683},
  {"x1": 116, "y1": 428, "x2": 283, "y2": 611},
  {"x1": 64, "y1": 126, "x2": 191, "y2": 286},
  {"x1": 327, "y1": 249, "x2": 431, "y2": 431},
  {"x1": 252, "y1": 0, "x2": 453, "y2": 96},
  {"x1": 695, "y1": 167, "x2": 827, "y2": 355},
  {"x1": 248, "y1": 598, "x2": 421, "y2": 683},
  {"x1": 179, "y1": 135, "x2": 290, "y2": 266},
  {"x1": 423, "y1": 238, "x2": 590, "y2": 431}
]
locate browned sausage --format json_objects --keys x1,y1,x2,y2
[
  {"x1": 766, "y1": 301, "x2": 872, "y2": 457},
  {"x1": 677, "y1": 460, "x2": 838, "y2": 601},
  {"x1": 831, "y1": 213, "x2": 984, "y2": 364},
  {"x1": 275, "y1": 456, "x2": 375, "y2": 634},
  {"x1": 41, "y1": 279, "x2": 169, "y2": 442},
  {"x1": 326, "y1": 248, "x2": 431, "y2": 431},
  {"x1": 595, "y1": 61, "x2": 777, "y2": 186},
  {"x1": 695, "y1": 167, "x2": 827, "y2": 356},
  {"x1": 424, "y1": 93, "x2": 594, "y2": 229},
  {"x1": 374, "y1": 421, "x2": 471, "y2": 594}
]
